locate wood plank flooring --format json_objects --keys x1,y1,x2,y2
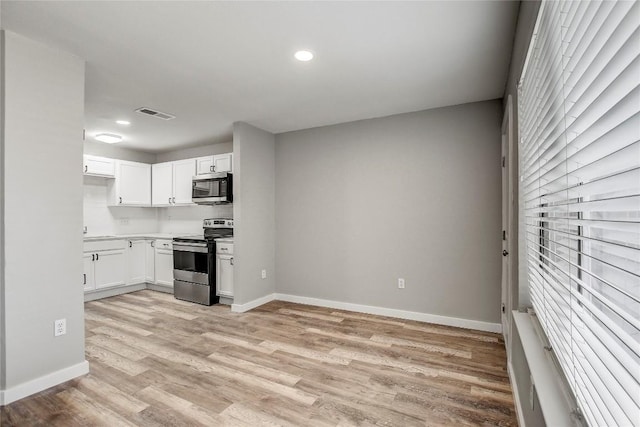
[{"x1": 1, "y1": 290, "x2": 517, "y2": 426}]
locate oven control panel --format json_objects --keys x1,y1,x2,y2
[{"x1": 203, "y1": 218, "x2": 233, "y2": 228}]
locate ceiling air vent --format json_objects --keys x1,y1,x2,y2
[{"x1": 135, "y1": 107, "x2": 176, "y2": 121}]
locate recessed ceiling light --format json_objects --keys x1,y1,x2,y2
[
  {"x1": 95, "y1": 133, "x2": 123, "y2": 144},
  {"x1": 116, "y1": 120, "x2": 130, "y2": 125},
  {"x1": 294, "y1": 50, "x2": 314, "y2": 61}
]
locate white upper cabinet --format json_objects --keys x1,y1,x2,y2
[
  {"x1": 151, "y1": 162, "x2": 173, "y2": 206},
  {"x1": 196, "y1": 153, "x2": 233, "y2": 175},
  {"x1": 108, "y1": 160, "x2": 152, "y2": 206},
  {"x1": 213, "y1": 153, "x2": 233, "y2": 173},
  {"x1": 151, "y1": 159, "x2": 195, "y2": 206},
  {"x1": 196, "y1": 156, "x2": 214, "y2": 175},
  {"x1": 173, "y1": 159, "x2": 196, "y2": 204},
  {"x1": 83, "y1": 155, "x2": 115, "y2": 178}
]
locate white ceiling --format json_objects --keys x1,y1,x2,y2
[{"x1": 1, "y1": 1, "x2": 519, "y2": 153}]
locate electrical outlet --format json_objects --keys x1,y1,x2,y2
[
  {"x1": 54, "y1": 319, "x2": 66, "y2": 337},
  {"x1": 119, "y1": 217, "x2": 129, "y2": 225},
  {"x1": 398, "y1": 278, "x2": 405, "y2": 289},
  {"x1": 261, "y1": 269, "x2": 267, "y2": 279}
]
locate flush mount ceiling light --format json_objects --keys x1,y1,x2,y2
[
  {"x1": 95, "y1": 133, "x2": 123, "y2": 144},
  {"x1": 116, "y1": 120, "x2": 130, "y2": 125},
  {"x1": 294, "y1": 50, "x2": 314, "y2": 61}
]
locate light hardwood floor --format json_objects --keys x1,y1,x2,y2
[{"x1": 1, "y1": 290, "x2": 516, "y2": 426}]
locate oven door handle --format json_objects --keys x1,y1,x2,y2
[{"x1": 173, "y1": 243, "x2": 208, "y2": 253}]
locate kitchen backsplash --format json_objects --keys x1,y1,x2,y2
[
  {"x1": 157, "y1": 204, "x2": 233, "y2": 234},
  {"x1": 83, "y1": 177, "x2": 158, "y2": 235},
  {"x1": 83, "y1": 176, "x2": 233, "y2": 236}
]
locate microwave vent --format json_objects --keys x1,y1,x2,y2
[{"x1": 135, "y1": 107, "x2": 175, "y2": 121}]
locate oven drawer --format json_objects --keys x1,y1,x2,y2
[
  {"x1": 174, "y1": 280, "x2": 214, "y2": 306},
  {"x1": 173, "y1": 269, "x2": 208, "y2": 286}
]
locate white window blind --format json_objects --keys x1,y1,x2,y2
[{"x1": 518, "y1": 1, "x2": 639, "y2": 426}]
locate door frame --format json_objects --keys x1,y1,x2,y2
[{"x1": 501, "y1": 95, "x2": 516, "y2": 355}]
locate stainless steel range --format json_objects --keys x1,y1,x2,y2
[{"x1": 172, "y1": 218, "x2": 233, "y2": 305}]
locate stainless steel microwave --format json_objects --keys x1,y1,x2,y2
[{"x1": 192, "y1": 172, "x2": 233, "y2": 204}]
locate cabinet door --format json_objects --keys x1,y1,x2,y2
[
  {"x1": 155, "y1": 244, "x2": 174, "y2": 287},
  {"x1": 94, "y1": 249, "x2": 126, "y2": 289},
  {"x1": 117, "y1": 161, "x2": 151, "y2": 205},
  {"x1": 84, "y1": 155, "x2": 115, "y2": 177},
  {"x1": 213, "y1": 153, "x2": 233, "y2": 173},
  {"x1": 216, "y1": 254, "x2": 234, "y2": 297},
  {"x1": 83, "y1": 253, "x2": 95, "y2": 292},
  {"x1": 152, "y1": 162, "x2": 173, "y2": 206},
  {"x1": 196, "y1": 156, "x2": 214, "y2": 175},
  {"x1": 127, "y1": 240, "x2": 146, "y2": 285},
  {"x1": 145, "y1": 240, "x2": 155, "y2": 283},
  {"x1": 172, "y1": 159, "x2": 196, "y2": 205}
]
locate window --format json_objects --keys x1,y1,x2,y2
[{"x1": 518, "y1": 1, "x2": 639, "y2": 425}]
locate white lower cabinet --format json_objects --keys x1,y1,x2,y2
[
  {"x1": 216, "y1": 254, "x2": 234, "y2": 297},
  {"x1": 83, "y1": 253, "x2": 95, "y2": 291},
  {"x1": 155, "y1": 239, "x2": 174, "y2": 287},
  {"x1": 84, "y1": 240, "x2": 127, "y2": 292},
  {"x1": 145, "y1": 240, "x2": 156, "y2": 283},
  {"x1": 126, "y1": 240, "x2": 146, "y2": 285},
  {"x1": 216, "y1": 241, "x2": 234, "y2": 298},
  {"x1": 94, "y1": 249, "x2": 127, "y2": 289},
  {"x1": 84, "y1": 237, "x2": 174, "y2": 298}
]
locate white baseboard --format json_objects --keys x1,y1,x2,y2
[
  {"x1": 231, "y1": 293, "x2": 276, "y2": 313},
  {"x1": 228, "y1": 291, "x2": 501, "y2": 333},
  {"x1": 508, "y1": 361, "x2": 526, "y2": 427},
  {"x1": 274, "y1": 293, "x2": 502, "y2": 333},
  {"x1": 84, "y1": 283, "x2": 146, "y2": 302},
  {"x1": 0, "y1": 360, "x2": 89, "y2": 406}
]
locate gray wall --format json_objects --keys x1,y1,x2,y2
[
  {"x1": 504, "y1": 0, "x2": 541, "y2": 310},
  {"x1": 83, "y1": 140, "x2": 155, "y2": 164},
  {"x1": 0, "y1": 30, "x2": 5, "y2": 390},
  {"x1": 1, "y1": 31, "x2": 85, "y2": 391},
  {"x1": 275, "y1": 101, "x2": 503, "y2": 324},
  {"x1": 155, "y1": 141, "x2": 233, "y2": 163},
  {"x1": 232, "y1": 122, "x2": 275, "y2": 306}
]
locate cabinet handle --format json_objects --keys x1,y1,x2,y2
[
  {"x1": 96, "y1": 253, "x2": 99, "y2": 261},
  {"x1": 83, "y1": 273, "x2": 86, "y2": 285},
  {"x1": 84, "y1": 165, "x2": 88, "y2": 173},
  {"x1": 129, "y1": 241, "x2": 132, "y2": 248},
  {"x1": 168, "y1": 197, "x2": 172, "y2": 204},
  {"x1": 230, "y1": 257, "x2": 234, "y2": 266},
  {"x1": 210, "y1": 165, "x2": 214, "y2": 172},
  {"x1": 119, "y1": 197, "x2": 122, "y2": 204},
  {"x1": 172, "y1": 197, "x2": 175, "y2": 204},
  {"x1": 151, "y1": 241, "x2": 155, "y2": 247},
  {"x1": 92, "y1": 254, "x2": 95, "y2": 261}
]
